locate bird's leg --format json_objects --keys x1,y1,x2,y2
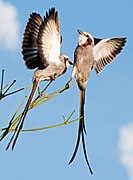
[
  {"x1": 41, "y1": 80, "x2": 53, "y2": 94},
  {"x1": 59, "y1": 77, "x2": 72, "y2": 93},
  {"x1": 33, "y1": 80, "x2": 53, "y2": 102},
  {"x1": 50, "y1": 75, "x2": 55, "y2": 80},
  {"x1": 50, "y1": 72, "x2": 59, "y2": 81},
  {"x1": 37, "y1": 86, "x2": 42, "y2": 97}
]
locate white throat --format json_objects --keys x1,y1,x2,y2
[{"x1": 78, "y1": 34, "x2": 88, "y2": 45}]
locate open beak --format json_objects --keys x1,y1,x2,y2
[{"x1": 77, "y1": 29, "x2": 83, "y2": 34}]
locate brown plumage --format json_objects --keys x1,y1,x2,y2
[
  {"x1": 67, "y1": 29, "x2": 126, "y2": 173},
  {"x1": 2, "y1": 7, "x2": 72, "y2": 150}
]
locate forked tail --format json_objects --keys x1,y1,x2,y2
[{"x1": 69, "y1": 90, "x2": 93, "y2": 174}]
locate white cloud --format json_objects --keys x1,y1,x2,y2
[
  {"x1": 0, "y1": 0, "x2": 20, "y2": 50},
  {"x1": 119, "y1": 122, "x2": 133, "y2": 180}
]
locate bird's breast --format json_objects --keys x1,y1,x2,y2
[
  {"x1": 74, "y1": 45, "x2": 94, "y2": 90},
  {"x1": 75, "y1": 45, "x2": 94, "y2": 70}
]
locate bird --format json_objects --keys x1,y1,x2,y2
[
  {"x1": 66, "y1": 29, "x2": 126, "y2": 173},
  {"x1": 3, "y1": 7, "x2": 72, "y2": 150}
]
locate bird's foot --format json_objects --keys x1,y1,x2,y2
[
  {"x1": 50, "y1": 73, "x2": 58, "y2": 81},
  {"x1": 60, "y1": 83, "x2": 70, "y2": 93},
  {"x1": 79, "y1": 76, "x2": 86, "y2": 82}
]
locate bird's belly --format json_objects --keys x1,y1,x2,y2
[
  {"x1": 32, "y1": 64, "x2": 64, "y2": 82},
  {"x1": 77, "y1": 57, "x2": 94, "y2": 78},
  {"x1": 75, "y1": 48, "x2": 94, "y2": 90}
]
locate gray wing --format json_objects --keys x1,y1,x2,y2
[
  {"x1": 22, "y1": 13, "x2": 45, "y2": 69},
  {"x1": 38, "y1": 7, "x2": 61, "y2": 66},
  {"x1": 93, "y1": 37, "x2": 127, "y2": 74}
]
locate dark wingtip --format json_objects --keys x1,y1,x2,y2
[
  {"x1": 48, "y1": 7, "x2": 56, "y2": 14},
  {"x1": 123, "y1": 37, "x2": 127, "y2": 44},
  {"x1": 121, "y1": 37, "x2": 127, "y2": 45}
]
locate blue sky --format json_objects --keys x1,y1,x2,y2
[{"x1": 0, "y1": 0, "x2": 133, "y2": 180}]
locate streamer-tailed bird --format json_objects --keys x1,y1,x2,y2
[
  {"x1": 66, "y1": 29, "x2": 126, "y2": 173},
  {"x1": 3, "y1": 7, "x2": 72, "y2": 150}
]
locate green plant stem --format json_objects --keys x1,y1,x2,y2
[{"x1": 5, "y1": 115, "x2": 79, "y2": 133}]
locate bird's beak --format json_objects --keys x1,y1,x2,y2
[
  {"x1": 68, "y1": 59, "x2": 73, "y2": 65},
  {"x1": 77, "y1": 29, "x2": 83, "y2": 34},
  {"x1": 66, "y1": 59, "x2": 73, "y2": 68}
]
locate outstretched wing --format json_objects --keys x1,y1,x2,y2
[
  {"x1": 22, "y1": 13, "x2": 46, "y2": 69},
  {"x1": 38, "y1": 8, "x2": 61, "y2": 66},
  {"x1": 93, "y1": 37, "x2": 127, "y2": 74}
]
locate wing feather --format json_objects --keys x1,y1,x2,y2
[
  {"x1": 93, "y1": 37, "x2": 127, "y2": 74},
  {"x1": 38, "y1": 8, "x2": 61, "y2": 65},
  {"x1": 22, "y1": 13, "x2": 46, "y2": 69}
]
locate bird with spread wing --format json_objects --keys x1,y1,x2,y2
[
  {"x1": 2, "y1": 7, "x2": 72, "y2": 150},
  {"x1": 65, "y1": 29, "x2": 126, "y2": 173}
]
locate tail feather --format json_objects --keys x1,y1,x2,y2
[
  {"x1": 80, "y1": 90, "x2": 93, "y2": 173},
  {"x1": 68, "y1": 127, "x2": 81, "y2": 164},
  {"x1": 6, "y1": 79, "x2": 40, "y2": 150},
  {"x1": 69, "y1": 90, "x2": 93, "y2": 174},
  {"x1": 81, "y1": 124, "x2": 93, "y2": 174},
  {"x1": 80, "y1": 90, "x2": 86, "y2": 134},
  {"x1": 68, "y1": 90, "x2": 83, "y2": 164}
]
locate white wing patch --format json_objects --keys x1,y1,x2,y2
[
  {"x1": 41, "y1": 30, "x2": 61, "y2": 65},
  {"x1": 38, "y1": 8, "x2": 61, "y2": 66},
  {"x1": 93, "y1": 37, "x2": 126, "y2": 74}
]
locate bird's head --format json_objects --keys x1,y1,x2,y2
[
  {"x1": 77, "y1": 29, "x2": 94, "y2": 46},
  {"x1": 60, "y1": 54, "x2": 73, "y2": 68}
]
